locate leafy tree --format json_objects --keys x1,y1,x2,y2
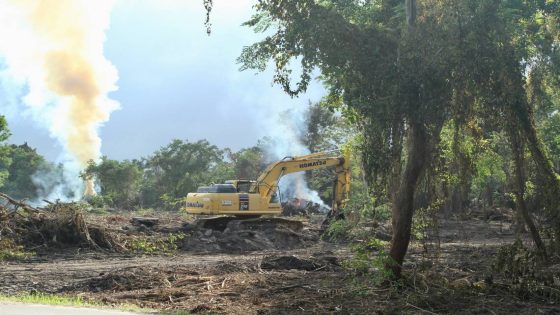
[
  {"x1": 84, "y1": 157, "x2": 143, "y2": 209},
  {"x1": 0, "y1": 116, "x2": 11, "y2": 187},
  {"x1": 302, "y1": 102, "x2": 337, "y2": 153},
  {"x1": 203, "y1": 147, "x2": 236, "y2": 186},
  {"x1": 229, "y1": 146, "x2": 266, "y2": 180},
  {"x1": 142, "y1": 139, "x2": 227, "y2": 208},
  {"x1": 239, "y1": 0, "x2": 449, "y2": 277},
  {"x1": 469, "y1": 132, "x2": 510, "y2": 209},
  {"x1": 302, "y1": 102, "x2": 357, "y2": 204},
  {"x1": 2, "y1": 143, "x2": 45, "y2": 200},
  {"x1": 240, "y1": 0, "x2": 560, "y2": 275},
  {"x1": 540, "y1": 113, "x2": 560, "y2": 172},
  {"x1": 533, "y1": 66, "x2": 560, "y2": 173}
]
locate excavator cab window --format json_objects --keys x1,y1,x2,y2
[
  {"x1": 196, "y1": 186, "x2": 210, "y2": 193},
  {"x1": 207, "y1": 184, "x2": 237, "y2": 193},
  {"x1": 270, "y1": 189, "x2": 279, "y2": 203},
  {"x1": 237, "y1": 182, "x2": 251, "y2": 193}
]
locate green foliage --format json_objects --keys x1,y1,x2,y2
[
  {"x1": 494, "y1": 239, "x2": 541, "y2": 279},
  {"x1": 358, "y1": 199, "x2": 391, "y2": 222},
  {"x1": 2, "y1": 143, "x2": 46, "y2": 200},
  {"x1": 83, "y1": 157, "x2": 143, "y2": 209},
  {"x1": 80, "y1": 139, "x2": 237, "y2": 210},
  {"x1": 325, "y1": 191, "x2": 390, "y2": 242},
  {"x1": 540, "y1": 112, "x2": 560, "y2": 170},
  {"x1": 206, "y1": 159, "x2": 236, "y2": 184},
  {"x1": 229, "y1": 146, "x2": 265, "y2": 179},
  {"x1": 0, "y1": 116, "x2": 11, "y2": 187},
  {"x1": 341, "y1": 188, "x2": 390, "y2": 223},
  {"x1": 324, "y1": 218, "x2": 353, "y2": 242},
  {"x1": 91, "y1": 195, "x2": 108, "y2": 208},
  {"x1": 534, "y1": 66, "x2": 560, "y2": 173},
  {"x1": 0, "y1": 239, "x2": 34, "y2": 261},
  {"x1": 238, "y1": 0, "x2": 560, "y2": 271},
  {"x1": 343, "y1": 239, "x2": 394, "y2": 284},
  {"x1": 302, "y1": 101, "x2": 358, "y2": 204},
  {"x1": 141, "y1": 139, "x2": 227, "y2": 209},
  {"x1": 0, "y1": 141, "x2": 79, "y2": 202},
  {"x1": 159, "y1": 193, "x2": 186, "y2": 212},
  {"x1": 0, "y1": 116, "x2": 9, "y2": 142},
  {"x1": 128, "y1": 232, "x2": 185, "y2": 254},
  {"x1": 0, "y1": 293, "x2": 89, "y2": 306},
  {"x1": 133, "y1": 207, "x2": 157, "y2": 216},
  {"x1": 412, "y1": 199, "x2": 442, "y2": 243},
  {"x1": 0, "y1": 293, "x2": 148, "y2": 313},
  {"x1": 302, "y1": 102, "x2": 338, "y2": 153},
  {"x1": 493, "y1": 240, "x2": 560, "y2": 302},
  {"x1": 325, "y1": 140, "x2": 390, "y2": 243},
  {"x1": 240, "y1": 1, "x2": 559, "y2": 184},
  {"x1": 473, "y1": 133, "x2": 511, "y2": 203}
]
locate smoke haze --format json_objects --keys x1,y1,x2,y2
[
  {"x1": 0, "y1": 1, "x2": 326, "y2": 204},
  {"x1": 261, "y1": 108, "x2": 330, "y2": 209},
  {"x1": 0, "y1": 0, "x2": 119, "y2": 199}
]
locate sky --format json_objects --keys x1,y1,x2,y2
[{"x1": 2, "y1": 0, "x2": 325, "y2": 161}]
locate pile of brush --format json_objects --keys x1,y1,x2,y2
[
  {"x1": 281, "y1": 198, "x2": 327, "y2": 216},
  {"x1": 0, "y1": 192, "x2": 125, "y2": 253}
]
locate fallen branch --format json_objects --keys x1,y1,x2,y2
[
  {"x1": 406, "y1": 302, "x2": 439, "y2": 315},
  {"x1": 0, "y1": 192, "x2": 39, "y2": 213}
]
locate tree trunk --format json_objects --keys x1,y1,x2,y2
[
  {"x1": 385, "y1": 0, "x2": 425, "y2": 278},
  {"x1": 388, "y1": 120, "x2": 428, "y2": 277},
  {"x1": 405, "y1": 0, "x2": 416, "y2": 30},
  {"x1": 510, "y1": 123, "x2": 547, "y2": 259},
  {"x1": 519, "y1": 106, "x2": 559, "y2": 190},
  {"x1": 515, "y1": 99, "x2": 560, "y2": 251},
  {"x1": 485, "y1": 183, "x2": 493, "y2": 208},
  {"x1": 502, "y1": 48, "x2": 560, "y2": 250}
]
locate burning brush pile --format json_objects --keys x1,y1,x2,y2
[
  {"x1": 0, "y1": 192, "x2": 124, "y2": 256},
  {"x1": 281, "y1": 197, "x2": 330, "y2": 217}
]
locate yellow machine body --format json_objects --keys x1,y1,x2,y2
[{"x1": 185, "y1": 193, "x2": 282, "y2": 216}]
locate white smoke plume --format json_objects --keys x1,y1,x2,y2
[
  {"x1": 0, "y1": 0, "x2": 119, "y2": 200},
  {"x1": 262, "y1": 107, "x2": 330, "y2": 210}
]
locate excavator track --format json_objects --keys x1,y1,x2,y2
[{"x1": 194, "y1": 216, "x2": 303, "y2": 233}]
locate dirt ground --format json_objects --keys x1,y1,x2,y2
[{"x1": 1, "y1": 210, "x2": 559, "y2": 314}]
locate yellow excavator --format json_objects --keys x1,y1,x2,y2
[{"x1": 183, "y1": 151, "x2": 350, "y2": 216}]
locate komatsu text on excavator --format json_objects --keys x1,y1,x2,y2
[{"x1": 183, "y1": 151, "x2": 350, "y2": 216}]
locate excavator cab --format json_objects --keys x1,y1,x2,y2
[{"x1": 224, "y1": 180, "x2": 255, "y2": 193}]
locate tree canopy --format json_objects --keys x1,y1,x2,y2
[
  {"x1": 239, "y1": 0, "x2": 560, "y2": 275},
  {"x1": 0, "y1": 1, "x2": 559, "y2": 280}
]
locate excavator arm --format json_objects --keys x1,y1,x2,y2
[
  {"x1": 332, "y1": 155, "x2": 351, "y2": 213},
  {"x1": 253, "y1": 151, "x2": 350, "y2": 211}
]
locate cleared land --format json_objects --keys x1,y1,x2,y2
[{"x1": 0, "y1": 203, "x2": 559, "y2": 314}]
